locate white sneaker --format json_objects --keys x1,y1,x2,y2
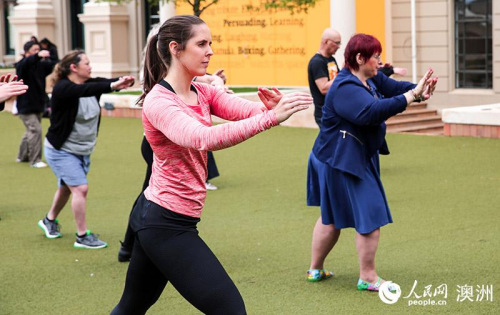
[
  {"x1": 205, "y1": 181, "x2": 218, "y2": 191},
  {"x1": 31, "y1": 161, "x2": 48, "y2": 168}
]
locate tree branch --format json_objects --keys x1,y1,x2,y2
[{"x1": 199, "y1": 0, "x2": 219, "y2": 16}]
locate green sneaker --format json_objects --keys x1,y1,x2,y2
[
  {"x1": 74, "y1": 230, "x2": 107, "y2": 249},
  {"x1": 38, "y1": 217, "x2": 62, "y2": 239}
]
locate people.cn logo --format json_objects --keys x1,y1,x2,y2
[{"x1": 378, "y1": 281, "x2": 402, "y2": 305}]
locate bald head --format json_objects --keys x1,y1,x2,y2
[
  {"x1": 319, "y1": 28, "x2": 341, "y2": 57},
  {"x1": 321, "y1": 29, "x2": 340, "y2": 42}
]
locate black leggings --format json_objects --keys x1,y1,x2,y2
[
  {"x1": 121, "y1": 137, "x2": 154, "y2": 248},
  {"x1": 111, "y1": 227, "x2": 246, "y2": 314}
]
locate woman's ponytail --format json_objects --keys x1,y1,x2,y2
[
  {"x1": 138, "y1": 33, "x2": 166, "y2": 106},
  {"x1": 137, "y1": 15, "x2": 205, "y2": 106},
  {"x1": 50, "y1": 50, "x2": 84, "y2": 86}
]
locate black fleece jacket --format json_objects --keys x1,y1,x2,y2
[
  {"x1": 45, "y1": 77, "x2": 117, "y2": 150},
  {"x1": 15, "y1": 54, "x2": 56, "y2": 114}
]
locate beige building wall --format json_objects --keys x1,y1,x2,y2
[
  {"x1": 494, "y1": 0, "x2": 500, "y2": 95},
  {"x1": 391, "y1": 0, "x2": 500, "y2": 111},
  {"x1": 1, "y1": 0, "x2": 146, "y2": 79},
  {"x1": 51, "y1": 1, "x2": 71, "y2": 57},
  {"x1": 0, "y1": 1, "x2": 10, "y2": 65},
  {"x1": 1, "y1": 0, "x2": 498, "y2": 111}
]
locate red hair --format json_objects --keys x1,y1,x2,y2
[{"x1": 344, "y1": 34, "x2": 382, "y2": 71}]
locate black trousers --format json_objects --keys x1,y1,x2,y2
[
  {"x1": 111, "y1": 197, "x2": 246, "y2": 315},
  {"x1": 207, "y1": 151, "x2": 219, "y2": 180},
  {"x1": 122, "y1": 137, "x2": 153, "y2": 247}
]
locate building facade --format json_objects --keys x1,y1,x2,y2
[{"x1": 0, "y1": 0, "x2": 498, "y2": 110}]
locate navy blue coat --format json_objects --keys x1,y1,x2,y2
[{"x1": 312, "y1": 68, "x2": 416, "y2": 179}]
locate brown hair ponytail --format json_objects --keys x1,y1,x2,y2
[
  {"x1": 51, "y1": 50, "x2": 85, "y2": 85},
  {"x1": 138, "y1": 15, "x2": 205, "y2": 106},
  {"x1": 139, "y1": 33, "x2": 166, "y2": 106}
]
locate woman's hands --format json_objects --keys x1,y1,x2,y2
[
  {"x1": 213, "y1": 69, "x2": 227, "y2": 83},
  {"x1": 0, "y1": 73, "x2": 28, "y2": 103},
  {"x1": 111, "y1": 76, "x2": 135, "y2": 91},
  {"x1": 271, "y1": 91, "x2": 312, "y2": 123},
  {"x1": 194, "y1": 73, "x2": 233, "y2": 94},
  {"x1": 258, "y1": 87, "x2": 312, "y2": 123},
  {"x1": 209, "y1": 75, "x2": 233, "y2": 94},
  {"x1": 413, "y1": 68, "x2": 438, "y2": 101},
  {"x1": 38, "y1": 50, "x2": 50, "y2": 59},
  {"x1": 0, "y1": 73, "x2": 18, "y2": 83},
  {"x1": 258, "y1": 87, "x2": 282, "y2": 110}
]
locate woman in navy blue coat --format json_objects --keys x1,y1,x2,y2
[{"x1": 306, "y1": 34, "x2": 437, "y2": 290}]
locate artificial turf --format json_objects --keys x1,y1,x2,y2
[{"x1": 0, "y1": 112, "x2": 498, "y2": 314}]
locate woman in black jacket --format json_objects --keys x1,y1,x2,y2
[{"x1": 38, "y1": 50, "x2": 134, "y2": 249}]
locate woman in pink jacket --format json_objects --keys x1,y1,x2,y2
[{"x1": 111, "y1": 15, "x2": 311, "y2": 314}]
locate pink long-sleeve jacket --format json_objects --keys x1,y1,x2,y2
[{"x1": 142, "y1": 82, "x2": 278, "y2": 218}]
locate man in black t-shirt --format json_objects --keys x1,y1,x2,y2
[{"x1": 307, "y1": 28, "x2": 342, "y2": 127}]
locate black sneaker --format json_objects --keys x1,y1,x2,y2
[
  {"x1": 118, "y1": 241, "x2": 132, "y2": 262},
  {"x1": 74, "y1": 231, "x2": 108, "y2": 249},
  {"x1": 38, "y1": 217, "x2": 62, "y2": 239}
]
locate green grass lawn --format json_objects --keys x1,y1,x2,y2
[{"x1": 0, "y1": 112, "x2": 499, "y2": 314}]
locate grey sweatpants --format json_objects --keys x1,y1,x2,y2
[{"x1": 18, "y1": 113, "x2": 43, "y2": 165}]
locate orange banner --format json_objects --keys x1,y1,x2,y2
[{"x1": 177, "y1": 0, "x2": 330, "y2": 86}]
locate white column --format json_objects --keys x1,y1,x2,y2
[
  {"x1": 8, "y1": 0, "x2": 55, "y2": 59},
  {"x1": 384, "y1": 0, "x2": 393, "y2": 63},
  {"x1": 330, "y1": 0, "x2": 356, "y2": 68},
  {"x1": 410, "y1": 0, "x2": 417, "y2": 83},
  {"x1": 159, "y1": 1, "x2": 176, "y2": 23},
  {"x1": 79, "y1": 0, "x2": 130, "y2": 77}
]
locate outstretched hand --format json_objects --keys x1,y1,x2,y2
[
  {"x1": 38, "y1": 50, "x2": 50, "y2": 59},
  {"x1": 112, "y1": 76, "x2": 135, "y2": 91},
  {"x1": 393, "y1": 67, "x2": 408, "y2": 77},
  {"x1": 258, "y1": 87, "x2": 283, "y2": 110},
  {"x1": 0, "y1": 73, "x2": 19, "y2": 83},
  {"x1": 414, "y1": 68, "x2": 438, "y2": 101},
  {"x1": 0, "y1": 73, "x2": 28, "y2": 103},
  {"x1": 422, "y1": 77, "x2": 438, "y2": 100},
  {"x1": 272, "y1": 92, "x2": 312, "y2": 123},
  {"x1": 210, "y1": 75, "x2": 233, "y2": 94},
  {"x1": 213, "y1": 69, "x2": 227, "y2": 84}
]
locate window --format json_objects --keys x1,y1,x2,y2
[
  {"x1": 144, "y1": 0, "x2": 160, "y2": 41},
  {"x1": 3, "y1": 0, "x2": 16, "y2": 55},
  {"x1": 455, "y1": 0, "x2": 492, "y2": 88},
  {"x1": 70, "y1": 0, "x2": 88, "y2": 49}
]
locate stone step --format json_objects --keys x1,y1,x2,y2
[
  {"x1": 410, "y1": 127, "x2": 444, "y2": 135},
  {"x1": 387, "y1": 121, "x2": 444, "y2": 134},
  {"x1": 406, "y1": 102, "x2": 428, "y2": 111},
  {"x1": 386, "y1": 100, "x2": 444, "y2": 135},
  {"x1": 386, "y1": 115, "x2": 443, "y2": 129},
  {"x1": 390, "y1": 108, "x2": 439, "y2": 120}
]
